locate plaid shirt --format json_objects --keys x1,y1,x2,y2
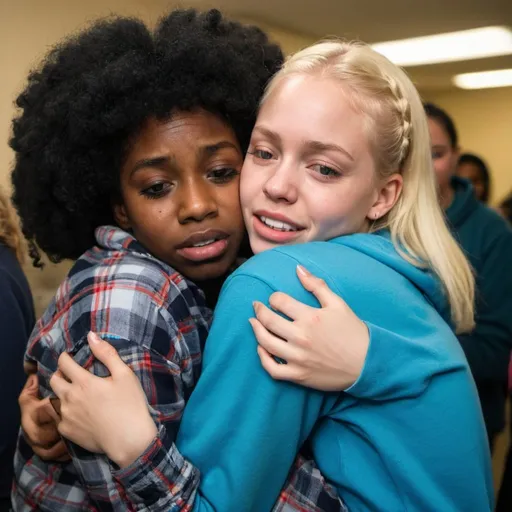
[{"x1": 12, "y1": 226, "x2": 345, "y2": 512}]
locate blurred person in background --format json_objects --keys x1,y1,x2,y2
[
  {"x1": 457, "y1": 152, "x2": 492, "y2": 204},
  {"x1": 425, "y1": 102, "x2": 512, "y2": 451},
  {"x1": 0, "y1": 187, "x2": 34, "y2": 512},
  {"x1": 496, "y1": 191, "x2": 512, "y2": 512}
]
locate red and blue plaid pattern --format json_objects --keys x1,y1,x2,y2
[{"x1": 12, "y1": 226, "x2": 344, "y2": 512}]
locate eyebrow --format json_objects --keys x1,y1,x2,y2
[
  {"x1": 130, "y1": 141, "x2": 240, "y2": 176},
  {"x1": 130, "y1": 156, "x2": 169, "y2": 176},
  {"x1": 202, "y1": 141, "x2": 240, "y2": 156},
  {"x1": 253, "y1": 126, "x2": 354, "y2": 161},
  {"x1": 306, "y1": 140, "x2": 354, "y2": 162}
]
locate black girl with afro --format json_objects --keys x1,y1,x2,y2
[{"x1": 10, "y1": 8, "x2": 342, "y2": 512}]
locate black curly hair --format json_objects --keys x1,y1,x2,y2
[{"x1": 10, "y1": 9, "x2": 283, "y2": 267}]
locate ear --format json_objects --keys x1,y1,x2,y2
[
  {"x1": 113, "y1": 202, "x2": 131, "y2": 230},
  {"x1": 367, "y1": 173, "x2": 403, "y2": 221}
]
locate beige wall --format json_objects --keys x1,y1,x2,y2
[{"x1": 425, "y1": 87, "x2": 512, "y2": 205}]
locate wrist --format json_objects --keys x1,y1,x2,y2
[{"x1": 109, "y1": 419, "x2": 158, "y2": 468}]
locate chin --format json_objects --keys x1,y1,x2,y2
[{"x1": 185, "y1": 258, "x2": 234, "y2": 282}]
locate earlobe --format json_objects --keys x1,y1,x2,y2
[
  {"x1": 113, "y1": 203, "x2": 131, "y2": 230},
  {"x1": 367, "y1": 174, "x2": 403, "y2": 221}
]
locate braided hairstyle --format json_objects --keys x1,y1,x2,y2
[
  {"x1": 261, "y1": 40, "x2": 475, "y2": 334},
  {"x1": 10, "y1": 9, "x2": 283, "y2": 267}
]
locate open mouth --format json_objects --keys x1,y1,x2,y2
[
  {"x1": 176, "y1": 230, "x2": 230, "y2": 263},
  {"x1": 258, "y1": 215, "x2": 299, "y2": 232},
  {"x1": 252, "y1": 212, "x2": 304, "y2": 244}
]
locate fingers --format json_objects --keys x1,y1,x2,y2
[
  {"x1": 19, "y1": 374, "x2": 39, "y2": 406},
  {"x1": 57, "y1": 352, "x2": 89, "y2": 383},
  {"x1": 296, "y1": 265, "x2": 346, "y2": 309},
  {"x1": 249, "y1": 318, "x2": 296, "y2": 363},
  {"x1": 33, "y1": 439, "x2": 70, "y2": 462},
  {"x1": 257, "y1": 346, "x2": 305, "y2": 384},
  {"x1": 21, "y1": 401, "x2": 61, "y2": 449},
  {"x1": 253, "y1": 301, "x2": 297, "y2": 341},
  {"x1": 267, "y1": 291, "x2": 312, "y2": 322},
  {"x1": 87, "y1": 332, "x2": 127, "y2": 377},
  {"x1": 49, "y1": 370, "x2": 72, "y2": 399}
]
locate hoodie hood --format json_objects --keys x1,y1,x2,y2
[
  {"x1": 445, "y1": 176, "x2": 479, "y2": 228},
  {"x1": 335, "y1": 231, "x2": 451, "y2": 328}
]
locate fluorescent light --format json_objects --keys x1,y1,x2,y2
[
  {"x1": 371, "y1": 26, "x2": 512, "y2": 67},
  {"x1": 453, "y1": 69, "x2": 512, "y2": 89}
]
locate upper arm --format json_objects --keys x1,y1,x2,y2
[{"x1": 176, "y1": 273, "x2": 328, "y2": 512}]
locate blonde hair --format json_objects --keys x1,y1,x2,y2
[
  {"x1": 264, "y1": 41, "x2": 474, "y2": 333},
  {"x1": 0, "y1": 187, "x2": 26, "y2": 264}
]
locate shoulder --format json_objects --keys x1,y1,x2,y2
[
  {"x1": 232, "y1": 234, "x2": 396, "y2": 284},
  {"x1": 32, "y1": 245, "x2": 209, "y2": 360},
  {"x1": 466, "y1": 204, "x2": 512, "y2": 261},
  {"x1": 224, "y1": 234, "x2": 406, "y2": 308}
]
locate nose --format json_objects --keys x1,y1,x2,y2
[
  {"x1": 177, "y1": 178, "x2": 218, "y2": 224},
  {"x1": 263, "y1": 162, "x2": 298, "y2": 204}
]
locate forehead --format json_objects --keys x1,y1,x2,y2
[
  {"x1": 130, "y1": 110, "x2": 239, "y2": 155},
  {"x1": 258, "y1": 75, "x2": 367, "y2": 151},
  {"x1": 427, "y1": 117, "x2": 452, "y2": 146}
]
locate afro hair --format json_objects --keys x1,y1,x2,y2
[{"x1": 10, "y1": 8, "x2": 283, "y2": 267}]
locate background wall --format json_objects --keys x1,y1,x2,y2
[{"x1": 425, "y1": 87, "x2": 512, "y2": 205}]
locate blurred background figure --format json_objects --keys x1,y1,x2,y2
[
  {"x1": 496, "y1": 191, "x2": 512, "y2": 512},
  {"x1": 498, "y1": 192, "x2": 512, "y2": 223},
  {"x1": 0, "y1": 187, "x2": 34, "y2": 512},
  {"x1": 457, "y1": 153, "x2": 492, "y2": 204},
  {"x1": 425, "y1": 102, "x2": 512, "y2": 455}
]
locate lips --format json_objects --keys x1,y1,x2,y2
[
  {"x1": 252, "y1": 210, "x2": 305, "y2": 244},
  {"x1": 176, "y1": 229, "x2": 230, "y2": 263}
]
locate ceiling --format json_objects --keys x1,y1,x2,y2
[{"x1": 186, "y1": 0, "x2": 512, "y2": 93}]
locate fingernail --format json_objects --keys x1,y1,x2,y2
[
  {"x1": 297, "y1": 265, "x2": 311, "y2": 277},
  {"x1": 88, "y1": 331, "x2": 101, "y2": 344},
  {"x1": 253, "y1": 301, "x2": 259, "y2": 311}
]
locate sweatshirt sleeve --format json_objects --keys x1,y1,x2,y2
[{"x1": 115, "y1": 267, "x2": 333, "y2": 512}]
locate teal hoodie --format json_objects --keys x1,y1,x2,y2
[
  {"x1": 168, "y1": 231, "x2": 493, "y2": 511},
  {"x1": 446, "y1": 176, "x2": 512, "y2": 437}
]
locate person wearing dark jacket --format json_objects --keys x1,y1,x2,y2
[
  {"x1": 0, "y1": 188, "x2": 34, "y2": 512},
  {"x1": 496, "y1": 192, "x2": 512, "y2": 512},
  {"x1": 425, "y1": 102, "x2": 512, "y2": 447}
]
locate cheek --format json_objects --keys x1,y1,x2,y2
[
  {"x1": 239, "y1": 164, "x2": 261, "y2": 207},
  {"x1": 308, "y1": 183, "x2": 375, "y2": 236},
  {"x1": 434, "y1": 157, "x2": 452, "y2": 179}
]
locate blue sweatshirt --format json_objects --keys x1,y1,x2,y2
[
  {"x1": 0, "y1": 244, "x2": 34, "y2": 502},
  {"x1": 446, "y1": 176, "x2": 512, "y2": 438},
  {"x1": 171, "y1": 232, "x2": 493, "y2": 511}
]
